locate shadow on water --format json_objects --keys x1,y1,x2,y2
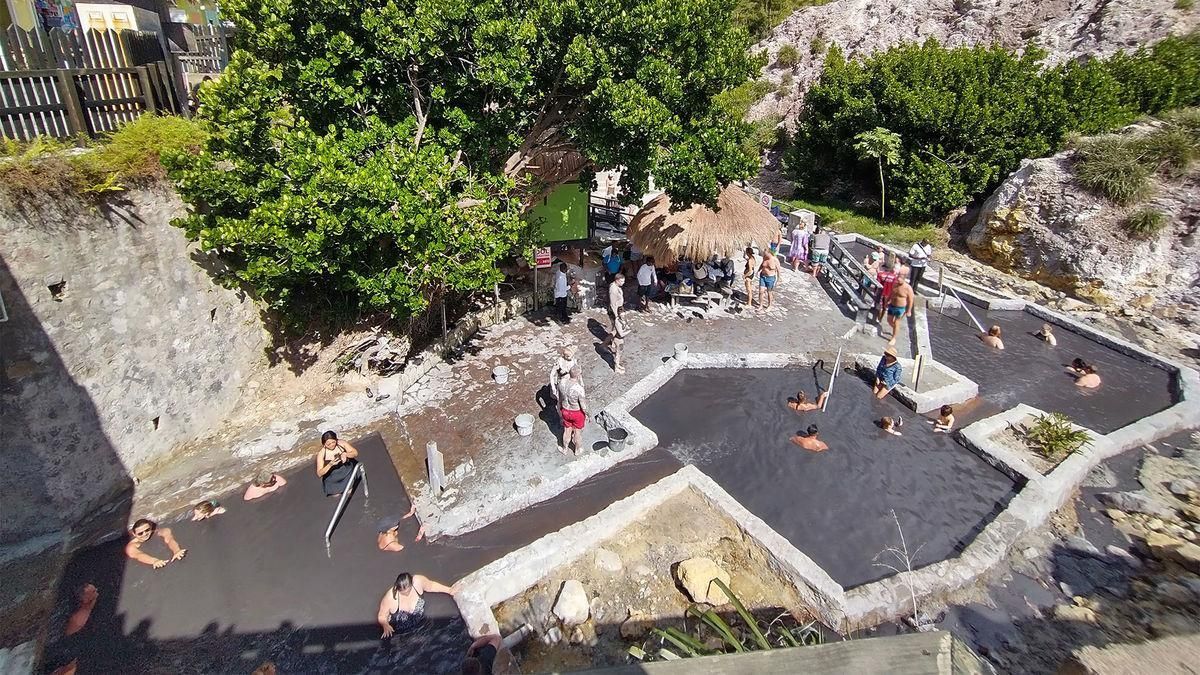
[{"x1": 0, "y1": 252, "x2": 134, "y2": 655}]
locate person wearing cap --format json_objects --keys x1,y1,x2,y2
[{"x1": 873, "y1": 346, "x2": 903, "y2": 399}]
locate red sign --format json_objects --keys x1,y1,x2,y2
[
  {"x1": 534, "y1": 246, "x2": 553, "y2": 269},
  {"x1": 759, "y1": 193, "x2": 772, "y2": 209}
]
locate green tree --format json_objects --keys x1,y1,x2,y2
[
  {"x1": 852, "y1": 127, "x2": 900, "y2": 218},
  {"x1": 171, "y1": 0, "x2": 760, "y2": 326}
]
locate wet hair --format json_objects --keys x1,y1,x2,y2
[
  {"x1": 881, "y1": 417, "x2": 896, "y2": 430},
  {"x1": 940, "y1": 405, "x2": 954, "y2": 417},
  {"x1": 806, "y1": 424, "x2": 819, "y2": 436},
  {"x1": 193, "y1": 500, "x2": 218, "y2": 517},
  {"x1": 462, "y1": 657, "x2": 484, "y2": 675},
  {"x1": 131, "y1": 518, "x2": 156, "y2": 535},
  {"x1": 988, "y1": 325, "x2": 1002, "y2": 337},
  {"x1": 253, "y1": 472, "x2": 277, "y2": 488},
  {"x1": 321, "y1": 430, "x2": 339, "y2": 444},
  {"x1": 745, "y1": 247, "x2": 754, "y2": 256},
  {"x1": 1040, "y1": 323, "x2": 1053, "y2": 334},
  {"x1": 1071, "y1": 358, "x2": 1087, "y2": 370},
  {"x1": 558, "y1": 262, "x2": 567, "y2": 272},
  {"x1": 1082, "y1": 364, "x2": 1097, "y2": 375},
  {"x1": 796, "y1": 391, "x2": 808, "y2": 404},
  {"x1": 393, "y1": 573, "x2": 414, "y2": 594}
]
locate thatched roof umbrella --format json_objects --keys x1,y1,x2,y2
[{"x1": 626, "y1": 186, "x2": 781, "y2": 262}]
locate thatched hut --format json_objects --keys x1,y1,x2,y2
[{"x1": 626, "y1": 186, "x2": 781, "y2": 261}]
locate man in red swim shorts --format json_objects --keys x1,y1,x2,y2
[{"x1": 558, "y1": 367, "x2": 588, "y2": 456}]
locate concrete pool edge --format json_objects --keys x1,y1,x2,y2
[{"x1": 851, "y1": 353, "x2": 979, "y2": 414}]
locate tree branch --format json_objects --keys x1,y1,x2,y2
[{"x1": 408, "y1": 65, "x2": 428, "y2": 151}]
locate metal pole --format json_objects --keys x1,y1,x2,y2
[
  {"x1": 947, "y1": 285, "x2": 986, "y2": 333},
  {"x1": 324, "y1": 463, "x2": 365, "y2": 556},
  {"x1": 937, "y1": 267, "x2": 946, "y2": 314},
  {"x1": 821, "y1": 348, "x2": 843, "y2": 412}
]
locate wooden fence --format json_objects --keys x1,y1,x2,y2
[
  {"x1": 0, "y1": 25, "x2": 182, "y2": 141},
  {"x1": 177, "y1": 24, "x2": 227, "y2": 74}
]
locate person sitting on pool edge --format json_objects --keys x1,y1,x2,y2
[
  {"x1": 1067, "y1": 358, "x2": 1102, "y2": 388},
  {"x1": 880, "y1": 416, "x2": 903, "y2": 436},
  {"x1": 931, "y1": 405, "x2": 955, "y2": 433},
  {"x1": 316, "y1": 430, "x2": 360, "y2": 497},
  {"x1": 873, "y1": 346, "x2": 902, "y2": 399},
  {"x1": 124, "y1": 518, "x2": 186, "y2": 569},
  {"x1": 791, "y1": 424, "x2": 828, "y2": 453},
  {"x1": 1035, "y1": 323, "x2": 1057, "y2": 347},
  {"x1": 788, "y1": 389, "x2": 828, "y2": 412},
  {"x1": 191, "y1": 500, "x2": 226, "y2": 521},
  {"x1": 978, "y1": 325, "x2": 1005, "y2": 350},
  {"x1": 244, "y1": 471, "x2": 287, "y2": 501}
]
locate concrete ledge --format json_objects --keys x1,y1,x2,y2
[
  {"x1": 852, "y1": 353, "x2": 978, "y2": 414},
  {"x1": 957, "y1": 404, "x2": 1059, "y2": 484}
]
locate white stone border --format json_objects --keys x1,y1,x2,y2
[{"x1": 851, "y1": 353, "x2": 978, "y2": 414}]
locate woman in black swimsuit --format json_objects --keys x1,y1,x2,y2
[
  {"x1": 376, "y1": 572, "x2": 455, "y2": 638},
  {"x1": 315, "y1": 430, "x2": 360, "y2": 497}
]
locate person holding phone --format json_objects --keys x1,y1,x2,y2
[{"x1": 316, "y1": 430, "x2": 359, "y2": 497}]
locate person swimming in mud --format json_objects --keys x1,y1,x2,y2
[
  {"x1": 191, "y1": 500, "x2": 225, "y2": 521},
  {"x1": 791, "y1": 424, "x2": 828, "y2": 453},
  {"x1": 880, "y1": 416, "x2": 903, "y2": 436},
  {"x1": 124, "y1": 518, "x2": 186, "y2": 569},
  {"x1": 788, "y1": 390, "x2": 828, "y2": 412},
  {"x1": 377, "y1": 572, "x2": 455, "y2": 639},
  {"x1": 244, "y1": 471, "x2": 287, "y2": 501},
  {"x1": 978, "y1": 325, "x2": 1005, "y2": 350},
  {"x1": 1067, "y1": 358, "x2": 1102, "y2": 388},
  {"x1": 1034, "y1": 323, "x2": 1057, "y2": 346},
  {"x1": 931, "y1": 405, "x2": 955, "y2": 433}
]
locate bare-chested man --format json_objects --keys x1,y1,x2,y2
[
  {"x1": 885, "y1": 277, "x2": 915, "y2": 345},
  {"x1": 757, "y1": 250, "x2": 781, "y2": 310},
  {"x1": 788, "y1": 390, "x2": 828, "y2": 412},
  {"x1": 790, "y1": 424, "x2": 828, "y2": 452}
]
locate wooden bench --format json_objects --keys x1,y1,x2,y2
[{"x1": 822, "y1": 244, "x2": 880, "y2": 325}]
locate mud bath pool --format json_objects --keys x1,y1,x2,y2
[
  {"x1": 927, "y1": 307, "x2": 1177, "y2": 434},
  {"x1": 631, "y1": 367, "x2": 1016, "y2": 588}
]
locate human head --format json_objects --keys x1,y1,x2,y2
[
  {"x1": 881, "y1": 417, "x2": 895, "y2": 430},
  {"x1": 1041, "y1": 323, "x2": 1053, "y2": 334},
  {"x1": 570, "y1": 366, "x2": 581, "y2": 381},
  {"x1": 920, "y1": 238, "x2": 930, "y2": 247},
  {"x1": 806, "y1": 424, "x2": 819, "y2": 437},
  {"x1": 883, "y1": 346, "x2": 898, "y2": 363},
  {"x1": 940, "y1": 405, "x2": 953, "y2": 417},
  {"x1": 253, "y1": 471, "x2": 276, "y2": 488},
  {"x1": 558, "y1": 262, "x2": 567, "y2": 273},
  {"x1": 814, "y1": 225, "x2": 822, "y2": 234},
  {"x1": 615, "y1": 273, "x2": 625, "y2": 285},
  {"x1": 988, "y1": 325, "x2": 1001, "y2": 337},
  {"x1": 745, "y1": 246, "x2": 754, "y2": 257},
  {"x1": 322, "y1": 430, "x2": 339, "y2": 449},
  {"x1": 130, "y1": 518, "x2": 156, "y2": 541},
  {"x1": 193, "y1": 500, "x2": 217, "y2": 518},
  {"x1": 646, "y1": 255, "x2": 655, "y2": 265},
  {"x1": 1071, "y1": 358, "x2": 1086, "y2": 370},
  {"x1": 561, "y1": 345, "x2": 576, "y2": 360},
  {"x1": 796, "y1": 391, "x2": 808, "y2": 404},
  {"x1": 393, "y1": 572, "x2": 414, "y2": 595},
  {"x1": 462, "y1": 657, "x2": 484, "y2": 675}
]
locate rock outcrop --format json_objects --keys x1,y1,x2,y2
[
  {"x1": 675, "y1": 557, "x2": 731, "y2": 605},
  {"x1": 751, "y1": 0, "x2": 1199, "y2": 126},
  {"x1": 552, "y1": 580, "x2": 590, "y2": 626},
  {"x1": 965, "y1": 135, "x2": 1200, "y2": 309}
]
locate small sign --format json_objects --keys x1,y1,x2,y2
[
  {"x1": 759, "y1": 193, "x2": 772, "y2": 209},
  {"x1": 534, "y1": 246, "x2": 553, "y2": 269}
]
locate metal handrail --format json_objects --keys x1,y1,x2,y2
[
  {"x1": 324, "y1": 463, "x2": 369, "y2": 557},
  {"x1": 946, "y1": 285, "x2": 986, "y2": 333}
]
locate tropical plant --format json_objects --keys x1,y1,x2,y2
[
  {"x1": 1124, "y1": 208, "x2": 1169, "y2": 238},
  {"x1": 629, "y1": 578, "x2": 823, "y2": 662},
  {"x1": 1020, "y1": 413, "x2": 1092, "y2": 460},
  {"x1": 852, "y1": 127, "x2": 901, "y2": 219},
  {"x1": 170, "y1": 0, "x2": 762, "y2": 327}
]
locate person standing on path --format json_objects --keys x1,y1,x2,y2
[
  {"x1": 757, "y1": 250, "x2": 780, "y2": 311},
  {"x1": 610, "y1": 312, "x2": 629, "y2": 374},
  {"x1": 553, "y1": 262, "x2": 569, "y2": 323},
  {"x1": 875, "y1": 261, "x2": 900, "y2": 325},
  {"x1": 558, "y1": 367, "x2": 588, "y2": 456},
  {"x1": 604, "y1": 274, "x2": 626, "y2": 350},
  {"x1": 742, "y1": 247, "x2": 758, "y2": 304},
  {"x1": 908, "y1": 238, "x2": 933, "y2": 289},
  {"x1": 809, "y1": 226, "x2": 831, "y2": 278},
  {"x1": 636, "y1": 256, "x2": 657, "y2": 310},
  {"x1": 788, "y1": 226, "x2": 808, "y2": 272},
  {"x1": 885, "y1": 277, "x2": 914, "y2": 346}
]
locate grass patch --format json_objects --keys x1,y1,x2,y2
[
  {"x1": 0, "y1": 115, "x2": 205, "y2": 198},
  {"x1": 1124, "y1": 207, "x2": 1169, "y2": 238},
  {"x1": 776, "y1": 44, "x2": 800, "y2": 69},
  {"x1": 1176, "y1": 0, "x2": 1193, "y2": 10},
  {"x1": 1073, "y1": 107, "x2": 1200, "y2": 203},
  {"x1": 773, "y1": 195, "x2": 943, "y2": 247},
  {"x1": 734, "y1": 0, "x2": 834, "y2": 40}
]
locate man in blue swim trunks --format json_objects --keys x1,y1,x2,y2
[
  {"x1": 873, "y1": 346, "x2": 903, "y2": 399},
  {"x1": 885, "y1": 276, "x2": 914, "y2": 346},
  {"x1": 757, "y1": 250, "x2": 780, "y2": 310}
]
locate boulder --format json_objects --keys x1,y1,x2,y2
[
  {"x1": 1097, "y1": 491, "x2": 1176, "y2": 519},
  {"x1": 594, "y1": 548, "x2": 623, "y2": 574},
  {"x1": 1053, "y1": 604, "x2": 1097, "y2": 624},
  {"x1": 675, "y1": 557, "x2": 731, "y2": 605},
  {"x1": 1168, "y1": 479, "x2": 1198, "y2": 497},
  {"x1": 552, "y1": 580, "x2": 590, "y2": 626}
]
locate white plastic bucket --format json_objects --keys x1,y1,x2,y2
[
  {"x1": 493, "y1": 366, "x2": 510, "y2": 384},
  {"x1": 514, "y1": 413, "x2": 535, "y2": 436},
  {"x1": 673, "y1": 342, "x2": 689, "y2": 362}
]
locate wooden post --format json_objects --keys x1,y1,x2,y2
[
  {"x1": 135, "y1": 66, "x2": 156, "y2": 114},
  {"x1": 53, "y1": 69, "x2": 86, "y2": 141}
]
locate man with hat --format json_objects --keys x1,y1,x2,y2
[{"x1": 873, "y1": 346, "x2": 903, "y2": 399}]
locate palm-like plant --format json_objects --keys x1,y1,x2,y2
[{"x1": 853, "y1": 127, "x2": 902, "y2": 219}]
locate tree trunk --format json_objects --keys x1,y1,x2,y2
[{"x1": 878, "y1": 158, "x2": 886, "y2": 220}]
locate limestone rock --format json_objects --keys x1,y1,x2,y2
[
  {"x1": 1097, "y1": 491, "x2": 1176, "y2": 519},
  {"x1": 1054, "y1": 604, "x2": 1097, "y2": 624},
  {"x1": 552, "y1": 580, "x2": 590, "y2": 626},
  {"x1": 620, "y1": 609, "x2": 653, "y2": 639},
  {"x1": 594, "y1": 548, "x2": 623, "y2": 574},
  {"x1": 676, "y1": 557, "x2": 732, "y2": 605},
  {"x1": 1169, "y1": 479, "x2": 1198, "y2": 497}
]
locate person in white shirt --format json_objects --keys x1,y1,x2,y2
[
  {"x1": 553, "y1": 262, "x2": 569, "y2": 323},
  {"x1": 908, "y1": 239, "x2": 933, "y2": 289},
  {"x1": 636, "y1": 256, "x2": 658, "y2": 310}
]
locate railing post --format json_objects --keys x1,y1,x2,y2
[
  {"x1": 135, "y1": 65, "x2": 156, "y2": 114},
  {"x1": 53, "y1": 69, "x2": 86, "y2": 142}
]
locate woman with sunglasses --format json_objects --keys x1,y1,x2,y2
[{"x1": 124, "y1": 518, "x2": 187, "y2": 569}]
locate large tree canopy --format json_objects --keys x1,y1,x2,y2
[{"x1": 170, "y1": 0, "x2": 760, "y2": 324}]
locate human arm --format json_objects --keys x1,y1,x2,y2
[
  {"x1": 467, "y1": 633, "x2": 502, "y2": 656},
  {"x1": 124, "y1": 541, "x2": 167, "y2": 569},
  {"x1": 904, "y1": 288, "x2": 915, "y2": 316},
  {"x1": 414, "y1": 574, "x2": 454, "y2": 595},
  {"x1": 338, "y1": 441, "x2": 359, "y2": 460},
  {"x1": 158, "y1": 527, "x2": 186, "y2": 560},
  {"x1": 316, "y1": 451, "x2": 332, "y2": 477},
  {"x1": 378, "y1": 593, "x2": 394, "y2": 638}
]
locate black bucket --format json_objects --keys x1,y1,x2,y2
[{"x1": 607, "y1": 427, "x2": 629, "y2": 453}]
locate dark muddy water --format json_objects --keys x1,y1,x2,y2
[
  {"x1": 927, "y1": 307, "x2": 1177, "y2": 434},
  {"x1": 631, "y1": 367, "x2": 1016, "y2": 588}
]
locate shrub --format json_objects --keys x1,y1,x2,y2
[
  {"x1": 776, "y1": 44, "x2": 801, "y2": 69},
  {"x1": 778, "y1": 72, "x2": 795, "y2": 97},
  {"x1": 1132, "y1": 125, "x2": 1196, "y2": 175},
  {"x1": 1073, "y1": 136, "x2": 1154, "y2": 204},
  {"x1": 1020, "y1": 413, "x2": 1092, "y2": 460},
  {"x1": 1124, "y1": 207, "x2": 1169, "y2": 238},
  {"x1": 810, "y1": 33, "x2": 827, "y2": 56},
  {"x1": 1176, "y1": 0, "x2": 1193, "y2": 10}
]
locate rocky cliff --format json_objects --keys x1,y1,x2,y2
[
  {"x1": 752, "y1": 0, "x2": 1199, "y2": 126},
  {"x1": 965, "y1": 134, "x2": 1199, "y2": 312}
]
